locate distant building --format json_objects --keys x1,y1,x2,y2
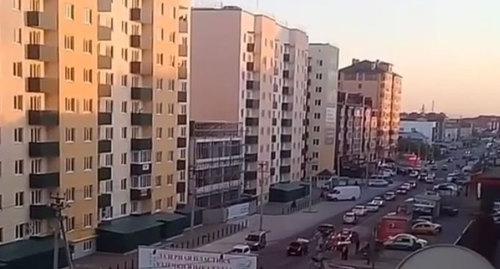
[
  {"x1": 400, "y1": 120, "x2": 439, "y2": 144},
  {"x1": 339, "y1": 59, "x2": 402, "y2": 158},
  {"x1": 189, "y1": 121, "x2": 244, "y2": 208},
  {"x1": 400, "y1": 112, "x2": 447, "y2": 142}
]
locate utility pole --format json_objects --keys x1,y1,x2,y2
[
  {"x1": 188, "y1": 165, "x2": 196, "y2": 234},
  {"x1": 303, "y1": 157, "x2": 317, "y2": 213},
  {"x1": 258, "y1": 161, "x2": 268, "y2": 231},
  {"x1": 51, "y1": 195, "x2": 73, "y2": 269}
]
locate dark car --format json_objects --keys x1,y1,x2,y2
[
  {"x1": 317, "y1": 223, "x2": 335, "y2": 236},
  {"x1": 286, "y1": 239, "x2": 309, "y2": 256},
  {"x1": 441, "y1": 206, "x2": 459, "y2": 216}
]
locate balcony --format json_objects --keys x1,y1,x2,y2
[
  {"x1": 245, "y1": 117, "x2": 259, "y2": 126},
  {"x1": 245, "y1": 171, "x2": 257, "y2": 180},
  {"x1": 98, "y1": 55, "x2": 112, "y2": 69},
  {"x1": 29, "y1": 142, "x2": 59, "y2": 158},
  {"x1": 28, "y1": 110, "x2": 58, "y2": 126},
  {"x1": 282, "y1": 86, "x2": 292, "y2": 95},
  {"x1": 246, "y1": 62, "x2": 254, "y2": 72},
  {"x1": 25, "y1": 11, "x2": 56, "y2": 30},
  {"x1": 179, "y1": 19, "x2": 188, "y2": 33},
  {"x1": 283, "y1": 70, "x2": 290, "y2": 79},
  {"x1": 29, "y1": 172, "x2": 59, "y2": 189},
  {"x1": 98, "y1": 167, "x2": 112, "y2": 181},
  {"x1": 98, "y1": 194, "x2": 112, "y2": 208},
  {"x1": 131, "y1": 113, "x2": 152, "y2": 126},
  {"x1": 98, "y1": 112, "x2": 112, "y2": 125},
  {"x1": 98, "y1": 140, "x2": 112, "y2": 153},
  {"x1": 130, "y1": 35, "x2": 141, "y2": 48},
  {"x1": 131, "y1": 87, "x2": 152, "y2": 101},
  {"x1": 283, "y1": 54, "x2": 290, "y2": 62},
  {"x1": 98, "y1": 26, "x2": 112, "y2": 41},
  {"x1": 245, "y1": 135, "x2": 258, "y2": 145},
  {"x1": 282, "y1": 103, "x2": 292, "y2": 111},
  {"x1": 247, "y1": 43, "x2": 254, "y2": 52},
  {"x1": 26, "y1": 77, "x2": 55, "y2": 93},
  {"x1": 176, "y1": 182, "x2": 186, "y2": 194},
  {"x1": 178, "y1": 44, "x2": 188, "y2": 57},
  {"x1": 98, "y1": 84, "x2": 112, "y2": 97},
  {"x1": 98, "y1": 0, "x2": 112, "y2": 12},
  {"x1": 130, "y1": 61, "x2": 142, "y2": 74},
  {"x1": 177, "y1": 114, "x2": 187, "y2": 125},
  {"x1": 178, "y1": 66, "x2": 188, "y2": 79},
  {"x1": 282, "y1": 119, "x2": 292, "y2": 127},
  {"x1": 246, "y1": 80, "x2": 259, "y2": 91},
  {"x1": 280, "y1": 165, "x2": 291, "y2": 174},
  {"x1": 245, "y1": 100, "x2": 259, "y2": 109},
  {"x1": 130, "y1": 8, "x2": 141, "y2": 21},
  {"x1": 177, "y1": 159, "x2": 186, "y2": 171},
  {"x1": 130, "y1": 188, "x2": 152, "y2": 201},
  {"x1": 281, "y1": 134, "x2": 292, "y2": 143},
  {"x1": 245, "y1": 153, "x2": 258, "y2": 163},
  {"x1": 178, "y1": 91, "x2": 187, "y2": 102},
  {"x1": 131, "y1": 138, "x2": 152, "y2": 151},
  {"x1": 177, "y1": 137, "x2": 187, "y2": 148},
  {"x1": 130, "y1": 163, "x2": 152, "y2": 176},
  {"x1": 30, "y1": 205, "x2": 55, "y2": 220},
  {"x1": 307, "y1": 66, "x2": 312, "y2": 73},
  {"x1": 280, "y1": 150, "x2": 291, "y2": 158},
  {"x1": 25, "y1": 44, "x2": 56, "y2": 62}
]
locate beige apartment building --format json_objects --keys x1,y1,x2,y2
[
  {"x1": 305, "y1": 44, "x2": 339, "y2": 179},
  {"x1": 0, "y1": 0, "x2": 190, "y2": 265},
  {"x1": 339, "y1": 59, "x2": 402, "y2": 158},
  {"x1": 191, "y1": 6, "x2": 309, "y2": 201}
]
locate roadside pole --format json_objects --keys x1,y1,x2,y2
[
  {"x1": 258, "y1": 161, "x2": 268, "y2": 231},
  {"x1": 189, "y1": 165, "x2": 196, "y2": 234},
  {"x1": 304, "y1": 157, "x2": 317, "y2": 213}
]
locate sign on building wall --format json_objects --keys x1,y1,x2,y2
[
  {"x1": 324, "y1": 107, "x2": 336, "y2": 145},
  {"x1": 227, "y1": 202, "x2": 250, "y2": 220},
  {"x1": 138, "y1": 247, "x2": 258, "y2": 269}
]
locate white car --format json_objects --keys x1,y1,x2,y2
[
  {"x1": 372, "y1": 197, "x2": 385, "y2": 207},
  {"x1": 411, "y1": 221, "x2": 442, "y2": 235},
  {"x1": 383, "y1": 233, "x2": 428, "y2": 251},
  {"x1": 365, "y1": 201, "x2": 380, "y2": 212},
  {"x1": 352, "y1": 205, "x2": 368, "y2": 216},
  {"x1": 343, "y1": 212, "x2": 358, "y2": 225},
  {"x1": 368, "y1": 179, "x2": 389, "y2": 187},
  {"x1": 231, "y1": 244, "x2": 251, "y2": 254},
  {"x1": 400, "y1": 183, "x2": 411, "y2": 190},
  {"x1": 409, "y1": 170, "x2": 419, "y2": 177}
]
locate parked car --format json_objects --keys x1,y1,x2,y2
[
  {"x1": 442, "y1": 164, "x2": 448, "y2": 171},
  {"x1": 412, "y1": 216, "x2": 434, "y2": 224},
  {"x1": 329, "y1": 229, "x2": 360, "y2": 251},
  {"x1": 408, "y1": 180, "x2": 417, "y2": 188},
  {"x1": 424, "y1": 177, "x2": 435, "y2": 184},
  {"x1": 372, "y1": 196, "x2": 385, "y2": 207},
  {"x1": 365, "y1": 201, "x2": 380, "y2": 212},
  {"x1": 326, "y1": 186, "x2": 361, "y2": 201},
  {"x1": 411, "y1": 221, "x2": 442, "y2": 235},
  {"x1": 286, "y1": 238, "x2": 309, "y2": 256},
  {"x1": 245, "y1": 231, "x2": 267, "y2": 250},
  {"x1": 383, "y1": 233, "x2": 428, "y2": 251},
  {"x1": 231, "y1": 244, "x2": 251, "y2": 254},
  {"x1": 409, "y1": 170, "x2": 419, "y2": 178},
  {"x1": 441, "y1": 205, "x2": 459, "y2": 216},
  {"x1": 383, "y1": 191, "x2": 396, "y2": 201},
  {"x1": 396, "y1": 187, "x2": 408, "y2": 195},
  {"x1": 368, "y1": 179, "x2": 390, "y2": 187},
  {"x1": 447, "y1": 157, "x2": 454, "y2": 163},
  {"x1": 400, "y1": 183, "x2": 411, "y2": 190},
  {"x1": 317, "y1": 223, "x2": 335, "y2": 236},
  {"x1": 430, "y1": 164, "x2": 438, "y2": 170},
  {"x1": 352, "y1": 205, "x2": 368, "y2": 216},
  {"x1": 343, "y1": 212, "x2": 358, "y2": 225}
]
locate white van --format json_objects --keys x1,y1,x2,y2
[{"x1": 326, "y1": 186, "x2": 361, "y2": 201}]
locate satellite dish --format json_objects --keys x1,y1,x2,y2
[{"x1": 397, "y1": 244, "x2": 494, "y2": 269}]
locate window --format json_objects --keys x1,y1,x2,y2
[
  {"x1": 13, "y1": 28, "x2": 22, "y2": 44},
  {"x1": 156, "y1": 151, "x2": 162, "y2": 163},
  {"x1": 84, "y1": 156, "x2": 93, "y2": 170},
  {"x1": 121, "y1": 48, "x2": 128, "y2": 61},
  {"x1": 65, "y1": 98, "x2": 76, "y2": 112},
  {"x1": 65, "y1": 128, "x2": 75, "y2": 142},
  {"x1": 14, "y1": 95, "x2": 23, "y2": 110},
  {"x1": 167, "y1": 127, "x2": 174, "y2": 138},
  {"x1": 104, "y1": 154, "x2": 113, "y2": 166},
  {"x1": 14, "y1": 128, "x2": 23, "y2": 142},
  {"x1": 167, "y1": 151, "x2": 174, "y2": 161},
  {"x1": 120, "y1": 178, "x2": 127, "y2": 190},
  {"x1": 121, "y1": 75, "x2": 127, "y2": 86},
  {"x1": 166, "y1": 174, "x2": 173, "y2": 185},
  {"x1": 156, "y1": 53, "x2": 164, "y2": 65},
  {"x1": 156, "y1": 127, "x2": 162, "y2": 139},
  {"x1": 83, "y1": 69, "x2": 93, "y2": 83},
  {"x1": 13, "y1": 0, "x2": 21, "y2": 10},
  {"x1": 121, "y1": 127, "x2": 127, "y2": 139},
  {"x1": 315, "y1": 87, "x2": 322, "y2": 93},
  {"x1": 65, "y1": 216, "x2": 75, "y2": 231},
  {"x1": 167, "y1": 103, "x2": 174, "y2": 114},
  {"x1": 30, "y1": 190, "x2": 42, "y2": 204},
  {"x1": 65, "y1": 188, "x2": 75, "y2": 202},
  {"x1": 83, "y1": 99, "x2": 93, "y2": 112},
  {"x1": 83, "y1": 241, "x2": 93, "y2": 251},
  {"x1": 84, "y1": 185, "x2": 93, "y2": 199},
  {"x1": 155, "y1": 102, "x2": 163, "y2": 114},
  {"x1": 121, "y1": 203, "x2": 127, "y2": 215},
  {"x1": 121, "y1": 101, "x2": 127, "y2": 113},
  {"x1": 156, "y1": 78, "x2": 163, "y2": 90},
  {"x1": 154, "y1": 199, "x2": 161, "y2": 211},
  {"x1": 104, "y1": 180, "x2": 113, "y2": 193},
  {"x1": 131, "y1": 202, "x2": 138, "y2": 213},
  {"x1": 0, "y1": 194, "x2": 2, "y2": 210},
  {"x1": 64, "y1": 35, "x2": 75, "y2": 50},
  {"x1": 358, "y1": 83, "x2": 362, "y2": 89},
  {"x1": 65, "y1": 158, "x2": 75, "y2": 173},
  {"x1": 84, "y1": 8, "x2": 92, "y2": 24},
  {"x1": 312, "y1": 152, "x2": 319, "y2": 158},
  {"x1": 83, "y1": 39, "x2": 92, "y2": 54},
  {"x1": 120, "y1": 153, "x2": 127, "y2": 165},
  {"x1": 155, "y1": 175, "x2": 162, "y2": 187},
  {"x1": 15, "y1": 192, "x2": 24, "y2": 207},
  {"x1": 64, "y1": 67, "x2": 75, "y2": 81},
  {"x1": 13, "y1": 62, "x2": 22, "y2": 77},
  {"x1": 313, "y1": 139, "x2": 319, "y2": 145},
  {"x1": 0, "y1": 227, "x2": 3, "y2": 243},
  {"x1": 166, "y1": 196, "x2": 174, "y2": 208},
  {"x1": 314, "y1": 113, "x2": 321, "y2": 119},
  {"x1": 15, "y1": 224, "x2": 26, "y2": 240},
  {"x1": 65, "y1": 4, "x2": 75, "y2": 20},
  {"x1": 15, "y1": 160, "x2": 24, "y2": 175},
  {"x1": 105, "y1": 127, "x2": 113, "y2": 140},
  {"x1": 84, "y1": 127, "x2": 93, "y2": 142},
  {"x1": 84, "y1": 213, "x2": 93, "y2": 228},
  {"x1": 313, "y1": 126, "x2": 320, "y2": 132}
]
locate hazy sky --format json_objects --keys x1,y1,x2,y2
[{"x1": 194, "y1": 0, "x2": 500, "y2": 117}]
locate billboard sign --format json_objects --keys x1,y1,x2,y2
[
  {"x1": 138, "y1": 247, "x2": 258, "y2": 269},
  {"x1": 227, "y1": 202, "x2": 250, "y2": 220}
]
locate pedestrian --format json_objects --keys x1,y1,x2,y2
[
  {"x1": 341, "y1": 244, "x2": 348, "y2": 260},
  {"x1": 355, "y1": 239, "x2": 360, "y2": 253}
]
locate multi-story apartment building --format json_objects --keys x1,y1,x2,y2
[
  {"x1": 339, "y1": 59, "x2": 402, "y2": 158},
  {"x1": 0, "y1": 0, "x2": 190, "y2": 264},
  {"x1": 191, "y1": 6, "x2": 309, "y2": 202},
  {"x1": 336, "y1": 92, "x2": 377, "y2": 175},
  {"x1": 189, "y1": 121, "x2": 244, "y2": 208},
  {"x1": 305, "y1": 44, "x2": 339, "y2": 178}
]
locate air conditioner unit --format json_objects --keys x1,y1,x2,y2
[{"x1": 142, "y1": 164, "x2": 150, "y2": 171}]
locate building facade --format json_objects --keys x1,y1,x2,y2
[
  {"x1": 0, "y1": 0, "x2": 190, "y2": 262},
  {"x1": 336, "y1": 92, "x2": 377, "y2": 175},
  {"x1": 400, "y1": 112, "x2": 447, "y2": 142},
  {"x1": 400, "y1": 120, "x2": 439, "y2": 144},
  {"x1": 189, "y1": 121, "x2": 244, "y2": 208},
  {"x1": 191, "y1": 6, "x2": 309, "y2": 202},
  {"x1": 304, "y1": 44, "x2": 339, "y2": 178},
  {"x1": 339, "y1": 59, "x2": 402, "y2": 158}
]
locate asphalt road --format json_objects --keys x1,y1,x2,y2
[{"x1": 259, "y1": 145, "x2": 485, "y2": 269}]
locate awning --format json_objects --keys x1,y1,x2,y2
[
  {"x1": 98, "y1": 215, "x2": 164, "y2": 234},
  {"x1": 0, "y1": 237, "x2": 67, "y2": 269}
]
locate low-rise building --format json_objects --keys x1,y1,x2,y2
[{"x1": 400, "y1": 120, "x2": 439, "y2": 144}]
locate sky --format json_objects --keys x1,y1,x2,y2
[{"x1": 194, "y1": 0, "x2": 500, "y2": 117}]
